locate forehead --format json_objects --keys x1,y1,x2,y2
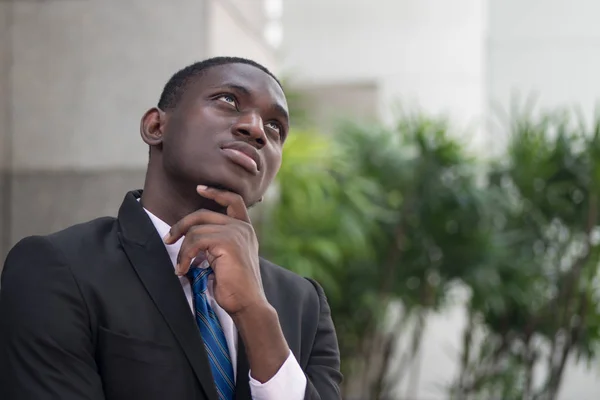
[{"x1": 191, "y1": 63, "x2": 288, "y2": 110}]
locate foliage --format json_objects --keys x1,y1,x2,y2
[
  {"x1": 451, "y1": 108, "x2": 600, "y2": 400},
  {"x1": 255, "y1": 103, "x2": 600, "y2": 400},
  {"x1": 257, "y1": 114, "x2": 491, "y2": 398}
]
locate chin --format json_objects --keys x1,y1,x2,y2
[
  {"x1": 190, "y1": 161, "x2": 266, "y2": 198},
  {"x1": 199, "y1": 176, "x2": 257, "y2": 203}
]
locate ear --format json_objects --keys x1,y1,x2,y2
[{"x1": 140, "y1": 107, "x2": 166, "y2": 147}]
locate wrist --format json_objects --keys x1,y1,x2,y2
[
  {"x1": 231, "y1": 299, "x2": 275, "y2": 327},
  {"x1": 232, "y1": 300, "x2": 290, "y2": 383}
]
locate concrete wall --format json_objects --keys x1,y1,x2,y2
[
  {"x1": 0, "y1": 2, "x2": 11, "y2": 262},
  {"x1": 488, "y1": 0, "x2": 600, "y2": 111},
  {"x1": 292, "y1": 81, "x2": 380, "y2": 131},
  {"x1": 206, "y1": 0, "x2": 278, "y2": 71},
  {"x1": 11, "y1": 1, "x2": 208, "y2": 171},
  {"x1": 2, "y1": 0, "x2": 209, "y2": 264},
  {"x1": 487, "y1": 0, "x2": 600, "y2": 149},
  {"x1": 281, "y1": 0, "x2": 488, "y2": 149}
]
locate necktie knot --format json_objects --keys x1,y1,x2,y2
[{"x1": 186, "y1": 266, "x2": 213, "y2": 294}]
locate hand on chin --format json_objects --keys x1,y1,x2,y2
[{"x1": 163, "y1": 185, "x2": 266, "y2": 316}]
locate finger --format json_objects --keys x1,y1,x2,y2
[
  {"x1": 164, "y1": 208, "x2": 231, "y2": 244},
  {"x1": 175, "y1": 229, "x2": 226, "y2": 275},
  {"x1": 196, "y1": 185, "x2": 251, "y2": 223}
]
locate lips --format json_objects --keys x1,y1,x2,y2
[{"x1": 220, "y1": 142, "x2": 261, "y2": 175}]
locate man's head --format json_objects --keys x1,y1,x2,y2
[{"x1": 140, "y1": 57, "x2": 289, "y2": 207}]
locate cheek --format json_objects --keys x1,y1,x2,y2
[
  {"x1": 161, "y1": 130, "x2": 202, "y2": 175},
  {"x1": 263, "y1": 152, "x2": 282, "y2": 182},
  {"x1": 163, "y1": 123, "x2": 213, "y2": 160},
  {"x1": 161, "y1": 134, "x2": 187, "y2": 165}
]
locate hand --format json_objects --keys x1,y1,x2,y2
[
  {"x1": 163, "y1": 185, "x2": 266, "y2": 316},
  {"x1": 165, "y1": 186, "x2": 291, "y2": 382}
]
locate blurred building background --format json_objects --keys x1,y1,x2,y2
[
  {"x1": 0, "y1": 0, "x2": 280, "y2": 260},
  {"x1": 280, "y1": 1, "x2": 600, "y2": 399},
  {"x1": 2, "y1": 0, "x2": 600, "y2": 399},
  {"x1": 282, "y1": 0, "x2": 486, "y2": 148}
]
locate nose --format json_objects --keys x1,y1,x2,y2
[{"x1": 233, "y1": 112, "x2": 267, "y2": 148}]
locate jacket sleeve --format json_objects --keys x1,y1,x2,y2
[
  {"x1": 303, "y1": 278, "x2": 343, "y2": 400},
  {"x1": 0, "y1": 236, "x2": 105, "y2": 400}
]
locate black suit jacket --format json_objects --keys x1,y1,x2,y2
[{"x1": 0, "y1": 190, "x2": 342, "y2": 400}]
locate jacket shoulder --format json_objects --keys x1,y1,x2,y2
[
  {"x1": 4, "y1": 217, "x2": 118, "y2": 270},
  {"x1": 47, "y1": 216, "x2": 118, "y2": 243},
  {"x1": 260, "y1": 257, "x2": 311, "y2": 285},
  {"x1": 259, "y1": 257, "x2": 324, "y2": 304}
]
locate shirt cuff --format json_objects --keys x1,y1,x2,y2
[{"x1": 248, "y1": 350, "x2": 307, "y2": 400}]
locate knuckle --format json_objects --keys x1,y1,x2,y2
[
  {"x1": 242, "y1": 222, "x2": 254, "y2": 234},
  {"x1": 188, "y1": 225, "x2": 202, "y2": 236},
  {"x1": 182, "y1": 245, "x2": 198, "y2": 259},
  {"x1": 198, "y1": 208, "x2": 211, "y2": 216},
  {"x1": 172, "y1": 220, "x2": 189, "y2": 235},
  {"x1": 233, "y1": 223, "x2": 254, "y2": 242}
]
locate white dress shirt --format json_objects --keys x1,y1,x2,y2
[{"x1": 142, "y1": 206, "x2": 307, "y2": 400}]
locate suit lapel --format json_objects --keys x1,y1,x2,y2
[{"x1": 117, "y1": 191, "x2": 219, "y2": 400}]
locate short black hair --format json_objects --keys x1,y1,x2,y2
[{"x1": 157, "y1": 56, "x2": 283, "y2": 111}]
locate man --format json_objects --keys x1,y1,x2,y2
[{"x1": 0, "y1": 57, "x2": 342, "y2": 400}]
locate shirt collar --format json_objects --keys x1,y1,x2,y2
[
  {"x1": 142, "y1": 205, "x2": 181, "y2": 269},
  {"x1": 138, "y1": 199, "x2": 208, "y2": 271}
]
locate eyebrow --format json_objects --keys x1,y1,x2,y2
[
  {"x1": 218, "y1": 83, "x2": 290, "y2": 123},
  {"x1": 220, "y1": 83, "x2": 252, "y2": 97},
  {"x1": 271, "y1": 103, "x2": 290, "y2": 125}
]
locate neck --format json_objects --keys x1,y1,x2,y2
[{"x1": 140, "y1": 161, "x2": 225, "y2": 226}]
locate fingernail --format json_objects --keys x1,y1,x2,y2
[
  {"x1": 197, "y1": 185, "x2": 207, "y2": 191},
  {"x1": 163, "y1": 232, "x2": 171, "y2": 242}
]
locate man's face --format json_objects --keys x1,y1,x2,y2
[{"x1": 160, "y1": 63, "x2": 289, "y2": 205}]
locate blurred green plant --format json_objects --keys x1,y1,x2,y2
[
  {"x1": 255, "y1": 91, "x2": 600, "y2": 400},
  {"x1": 256, "y1": 113, "x2": 495, "y2": 399},
  {"x1": 450, "y1": 107, "x2": 600, "y2": 400}
]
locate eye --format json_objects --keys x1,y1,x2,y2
[
  {"x1": 265, "y1": 121, "x2": 282, "y2": 137},
  {"x1": 217, "y1": 94, "x2": 237, "y2": 108}
]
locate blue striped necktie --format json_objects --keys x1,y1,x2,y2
[{"x1": 186, "y1": 266, "x2": 235, "y2": 400}]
